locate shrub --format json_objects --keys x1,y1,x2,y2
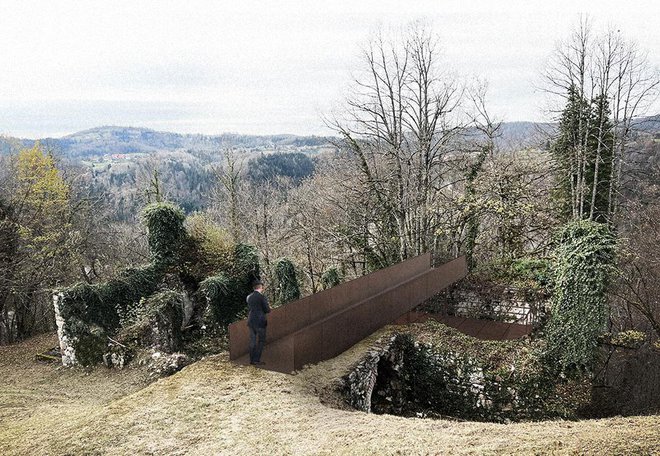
[
  {"x1": 184, "y1": 212, "x2": 234, "y2": 279},
  {"x1": 601, "y1": 330, "x2": 647, "y2": 349},
  {"x1": 473, "y1": 257, "x2": 552, "y2": 292},
  {"x1": 321, "y1": 267, "x2": 342, "y2": 289},
  {"x1": 274, "y1": 257, "x2": 300, "y2": 306}
]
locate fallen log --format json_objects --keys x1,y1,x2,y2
[{"x1": 35, "y1": 353, "x2": 60, "y2": 362}]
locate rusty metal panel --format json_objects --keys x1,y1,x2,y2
[
  {"x1": 238, "y1": 334, "x2": 294, "y2": 374},
  {"x1": 292, "y1": 326, "x2": 321, "y2": 368},
  {"x1": 229, "y1": 253, "x2": 433, "y2": 360},
  {"x1": 320, "y1": 314, "x2": 346, "y2": 360},
  {"x1": 308, "y1": 292, "x2": 335, "y2": 323},
  {"x1": 288, "y1": 257, "x2": 466, "y2": 370},
  {"x1": 228, "y1": 319, "x2": 249, "y2": 360},
  {"x1": 261, "y1": 335, "x2": 295, "y2": 373},
  {"x1": 230, "y1": 254, "x2": 467, "y2": 370}
]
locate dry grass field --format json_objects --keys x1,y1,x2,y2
[{"x1": 1, "y1": 329, "x2": 658, "y2": 456}]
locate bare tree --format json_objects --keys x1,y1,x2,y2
[
  {"x1": 613, "y1": 200, "x2": 660, "y2": 338},
  {"x1": 212, "y1": 149, "x2": 245, "y2": 242},
  {"x1": 543, "y1": 16, "x2": 660, "y2": 222},
  {"x1": 461, "y1": 81, "x2": 501, "y2": 269},
  {"x1": 327, "y1": 22, "x2": 467, "y2": 263}
]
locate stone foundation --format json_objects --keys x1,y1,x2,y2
[
  {"x1": 53, "y1": 292, "x2": 76, "y2": 366},
  {"x1": 342, "y1": 336, "x2": 403, "y2": 413},
  {"x1": 343, "y1": 330, "x2": 587, "y2": 423}
]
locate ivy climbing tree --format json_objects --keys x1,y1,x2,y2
[
  {"x1": 142, "y1": 202, "x2": 187, "y2": 266},
  {"x1": 544, "y1": 220, "x2": 616, "y2": 374},
  {"x1": 274, "y1": 257, "x2": 300, "y2": 307}
]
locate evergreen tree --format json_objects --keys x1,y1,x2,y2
[
  {"x1": 586, "y1": 95, "x2": 614, "y2": 222},
  {"x1": 552, "y1": 87, "x2": 615, "y2": 223}
]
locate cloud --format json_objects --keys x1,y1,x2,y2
[{"x1": 0, "y1": 0, "x2": 658, "y2": 137}]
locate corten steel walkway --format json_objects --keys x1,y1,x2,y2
[
  {"x1": 229, "y1": 254, "x2": 467, "y2": 373},
  {"x1": 394, "y1": 311, "x2": 533, "y2": 340}
]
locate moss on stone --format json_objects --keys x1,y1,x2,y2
[
  {"x1": 55, "y1": 202, "x2": 263, "y2": 367},
  {"x1": 347, "y1": 321, "x2": 590, "y2": 423},
  {"x1": 119, "y1": 290, "x2": 185, "y2": 352}
]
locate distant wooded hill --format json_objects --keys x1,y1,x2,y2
[
  {"x1": 0, "y1": 123, "x2": 557, "y2": 159},
  {"x1": 1, "y1": 118, "x2": 658, "y2": 159},
  {"x1": 0, "y1": 126, "x2": 336, "y2": 159}
]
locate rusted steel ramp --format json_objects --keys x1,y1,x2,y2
[
  {"x1": 229, "y1": 254, "x2": 467, "y2": 373},
  {"x1": 395, "y1": 312, "x2": 533, "y2": 340}
]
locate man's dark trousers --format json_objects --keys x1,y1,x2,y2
[
  {"x1": 246, "y1": 290, "x2": 271, "y2": 364},
  {"x1": 249, "y1": 325, "x2": 266, "y2": 364}
]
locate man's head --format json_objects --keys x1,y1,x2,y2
[{"x1": 252, "y1": 280, "x2": 264, "y2": 293}]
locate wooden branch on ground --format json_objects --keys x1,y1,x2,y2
[
  {"x1": 107, "y1": 336, "x2": 127, "y2": 348},
  {"x1": 35, "y1": 353, "x2": 60, "y2": 362}
]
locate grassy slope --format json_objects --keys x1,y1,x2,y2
[{"x1": 0, "y1": 329, "x2": 658, "y2": 456}]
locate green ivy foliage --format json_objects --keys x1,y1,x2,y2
[
  {"x1": 60, "y1": 264, "x2": 162, "y2": 333},
  {"x1": 119, "y1": 290, "x2": 185, "y2": 352},
  {"x1": 199, "y1": 244, "x2": 261, "y2": 326},
  {"x1": 232, "y1": 243, "x2": 260, "y2": 282},
  {"x1": 544, "y1": 220, "x2": 616, "y2": 374},
  {"x1": 142, "y1": 202, "x2": 186, "y2": 265},
  {"x1": 57, "y1": 263, "x2": 163, "y2": 365},
  {"x1": 321, "y1": 267, "x2": 342, "y2": 289},
  {"x1": 274, "y1": 257, "x2": 300, "y2": 306},
  {"x1": 71, "y1": 325, "x2": 107, "y2": 367},
  {"x1": 382, "y1": 331, "x2": 587, "y2": 422},
  {"x1": 57, "y1": 202, "x2": 262, "y2": 366},
  {"x1": 199, "y1": 273, "x2": 231, "y2": 325}
]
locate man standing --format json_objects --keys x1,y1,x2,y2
[{"x1": 246, "y1": 280, "x2": 270, "y2": 365}]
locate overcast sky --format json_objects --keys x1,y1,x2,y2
[{"x1": 1, "y1": 0, "x2": 658, "y2": 138}]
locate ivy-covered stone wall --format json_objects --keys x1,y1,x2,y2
[
  {"x1": 53, "y1": 202, "x2": 261, "y2": 368},
  {"x1": 343, "y1": 323, "x2": 590, "y2": 423}
]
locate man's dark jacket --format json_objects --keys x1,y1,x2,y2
[{"x1": 246, "y1": 291, "x2": 271, "y2": 329}]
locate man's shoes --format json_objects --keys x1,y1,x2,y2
[{"x1": 250, "y1": 361, "x2": 265, "y2": 366}]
